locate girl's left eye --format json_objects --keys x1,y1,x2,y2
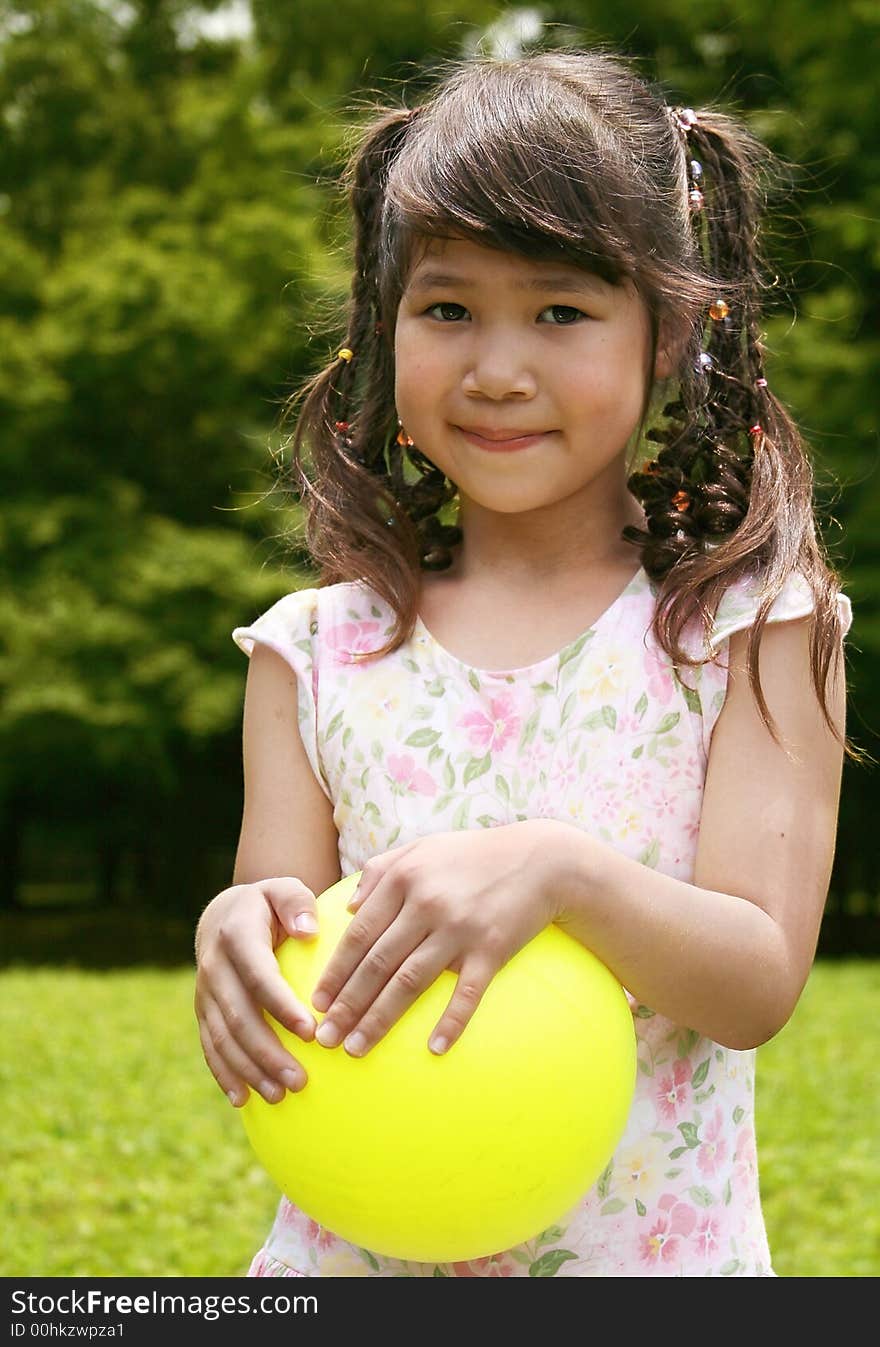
[{"x1": 540, "y1": 305, "x2": 586, "y2": 325}]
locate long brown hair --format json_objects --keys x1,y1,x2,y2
[{"x1": 276, "y1": 48, "x2": 862, "y2": 762}]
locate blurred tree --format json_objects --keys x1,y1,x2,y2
[{"x1": 0, "y1": 1, "x2": 876, "y2": 938}]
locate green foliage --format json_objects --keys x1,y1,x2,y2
[
  {"x1": 0, "y1": 959, "x2": 876, "y2": 1276},
  {"x1": 1, "y1": 0, "x2": 877, "y2": 908}
]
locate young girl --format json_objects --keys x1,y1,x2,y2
[{"x1": 194, "y1": 48, "x2": 860, "y2": 1277}]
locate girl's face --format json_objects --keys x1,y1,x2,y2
[{"x1": 394, "y1": 237, "x2": 672, "y2": 524}]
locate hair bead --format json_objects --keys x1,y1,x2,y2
[
  {"x1": 337, "y1": 347, "x2": 354, "y2": 362},
  {"x1": 708, "y1": 299, "x2": 730, "y2": 321}
]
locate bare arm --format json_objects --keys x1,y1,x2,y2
[
  {"x1": 194, "y1": 641, "x2": 342, "y2": 1103},
  {"x1": 549, "y1": 615, "x2": 847, "y2": 1048}
]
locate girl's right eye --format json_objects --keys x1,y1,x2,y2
[{"x1": 425, "y1": 302, "x2": 468, "y2": 322}]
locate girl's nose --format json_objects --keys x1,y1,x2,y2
[{"x1": 461, "y1": 337, "x2": 537, "y2": 400}]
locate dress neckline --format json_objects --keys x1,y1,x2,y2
[{"x1": 413, "y1": 564, "x2": 647, "y2": 679}]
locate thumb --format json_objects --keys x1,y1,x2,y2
[{"x1": 261, "y1": 876, "x2": 320, "y2": 939}]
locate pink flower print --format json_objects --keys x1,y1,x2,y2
[
  {"x1": 692, "y1": 1214, "x2": 722, "y2": 1259},
  {"x1": 457, "y1": 690, "x2": 520, "y2": 754},
  {"x1": 643, "y1": 646, "x2": 675, "y2": 705},
  {"x1": 639, "y1": 1194, "x2": 698, "y2": 1269},
  {"x1": 697, "y1": 1107, "x2": 728, "y2": 1178},
  {"x1": 655, "y1": 1058, "x2": 692, "y2": 1123},
  {"x1": 387, "y1": 753, "x2": 437, "y2": 797},
  {"x1": 549, "y1": 756, "x2": 580, "y2": 792},
  {"x1": 733, "y1": 1126, "x2": 759, "y2": 1195},
  {"x1": 520, "y1": 739, "x2": 549, "y2": 774},
  {"x1": 649, "y1": 784, "x2": 680, "y2": 824},
  {"x1": 325, "y1": 618, "x2": 383, "y2": 666},
  {"x1": 304, "y1": 1218, "x2": 339, "y2": 1251}
]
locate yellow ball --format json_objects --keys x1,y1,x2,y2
[{"x1": 241, "y1": 871, "x2": 636, "y2": 1264}]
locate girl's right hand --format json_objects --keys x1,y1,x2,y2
[{"x1": 194, "y1": 877, "x2": 320, "y2": 1108}]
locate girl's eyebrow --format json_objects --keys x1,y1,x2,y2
[{"x1": 408, "y1": 269, "x2": 611, "y2": 296}]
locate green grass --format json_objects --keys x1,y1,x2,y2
[{"x1": 0, "y1": 961, "x2": 877, "y2": 1277}]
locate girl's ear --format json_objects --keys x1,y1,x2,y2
[{"x1": 653, "y1": 318, "x2": 681, "y2": 380}]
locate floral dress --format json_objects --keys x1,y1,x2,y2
[{"x1": 231, "y1": 563, "x2": 852, "y2": 1277}]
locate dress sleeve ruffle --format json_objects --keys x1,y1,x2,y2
[
  {"x1": 231, "y1": 586, "x2": 330, "y2": 800},
  {"x1": 698, "y1": 568, "x2": 853, "y2": 757},
  {"x1": 706, "y1": 568, "x2": 853, "y2": 651}
]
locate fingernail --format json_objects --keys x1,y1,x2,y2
[
  {"x1": 294, "y1": 913, "x2": 318, "y2": 934},
  {"x1": 280, "y1": 1069, "x2": 302, "y2": 1093},
  {"x1": 429, "y1": 1035, "x2": 449, "y2": 1055},
  {"x1": 344, "y1": 1030, "x2": 367, "y2": 1057},
  {"x1": 315, "y1": 1020, "x2": 341, "y2": 1048},
  {"x1": 228, "y1": 1089, "x2": 244, "y2": 1107},
  {"x1": 311, "y1": 990, "x2": 331, "y2": 1013},
  {"x1": 259, "y1": 1078, "x2": 283, "y2": 1103}
]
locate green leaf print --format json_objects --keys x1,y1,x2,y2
[
  {"x1": 452, "y1": 799, "x2": 471, "y2": 830},
  {"x1": 692, "y1": 1058, "x2": 710, "y2": 1089},
  {"x1": 733, "y1": 1106, "x2": 745, "y2": 1125},
  {"x1": 443, "y1": 758, "x2": 456, "y2": 789},
  {"x1": 432, "y1": 794, "x2": 455, "y2": 814},
  {"x1": 634, "y1": 691, "x2": 648, "y2": 719},
  {"x1": 677, "y1": 1121, "x2": 701, "y2": 1149},
  {"x1": 359, "y1": 1247, "x2": 381, "y2": 1271},
  {"x1": 520, "y1": 709, "x2": 540, "y2": 748},
  {"x1": 558, "y1": 630, "x2": 593, "y2": 671},
  {"x1": 403, "y1": 657, "x2": 421, "y2": 674},
  {"x1": 596, "y1": 1160, "x2": 613, "y2": 1199},
  {"x1": 560, "y1": 690, "x2": 578, "y2": 725},
  {"x1": 342, "y1": 726, "x2": 353, "y2": 750},
  {"x1": 425, "y1": 677, "x2": 446, "y2": 697},
  {"x1": 694, "y1": 1086, "x2": 716, "y2": 1104},
  {"x1": 633, "y1": 1005, "x2": 656, "y2": 1018},
  {"x1": 678, "y1": 1028, "x2": 700, "y2": 1057},
  {"x1": 464, "y1": 753, "x2": 491, "y2": 786},
  {"x1": 654, "y1": 712, "x2": 681, "y2": 734},
  {"x1": 413, "y1": 704, "x2": 434, "y2": 721},
  {"x1": 637, "y1": 837, "x2": 660, "y2": 868},
  {"x1": 428, "y1": 744, "x2": 444, "y2": 765},
  {"x1": 468, "y1": 669, "x2": 481, "y2": 692},
  {"x1": 371, "y1": 740, "x2": 384, "y2": 762},
  {"x1": 534, "y1": 681, "x2": 555, "y2": 695},
  {"x1": 387, "y1": 827, "x2": 400, "y2": 846},
  {"x1": 295, "y1": 638, "x2": 312, "y2": 657},
  {"x1": 680, "y1": 683, "x2": 703, "y2": 716},
  {"x1": 582, "y1": 708, "x2": 608, "y2": 731},
  {"x1": 510, "y1": 1248, "x2": 532, "y2": 1266},
  {"x1": 536, "y1": 1225, "x2": 565, "y2": 1247},
  {"x1": 631, "y1": 744, "x2": 644, "y2": 758},
  {"x1": 432, "y1": 1266, "x2": 448, "y2": 1277},
  {"x1": 720, "y1": 1259, "x2": 743, "y2": 1276},
  {"x1": 600, "y1": 1198, "x2": 626, "y2": 1216},
  {"x1": 495, "y1": 774, "x2": 510, "y2": 801},
  {"x1": 635, "y1": 1199, "x2": 647, "y2": 1216},
  {"x1": 477, "y1": 815, "x2": 497, "y2": 827},
  {"x1": 688, "y1": 1186, "x2": 714, "y2": 1208},
  {"x1": 602, "y1": 704, "x2": 617, "y2": 729},
  {"x1": 405, "y1": 728, "x2": 442, "y2": 748},
  {"x1": 529, "y1": 1249, "x2": 578, "y2": 1277},
  {"x1": 326, "y1": 710, "x2": 344, "y2": 740}
]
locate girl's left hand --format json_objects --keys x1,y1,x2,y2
[{"x1": 309, "y1": 820, "x2": 562, "y2": 1058}]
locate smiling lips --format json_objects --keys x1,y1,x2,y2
[{"x1": 457, "y1": 425, "x2": 550, "y2": 453}]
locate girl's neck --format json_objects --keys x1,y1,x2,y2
[{"x1": 446, "y1": 496, "x2": 647, "y2": 592}]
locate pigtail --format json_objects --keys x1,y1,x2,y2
[
  {"x1": 624, "y1": 107, "x2": 848, "y2": 752},
  {"x1": 278, "y1": 104, "x2": 460, "y2": 655}
]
